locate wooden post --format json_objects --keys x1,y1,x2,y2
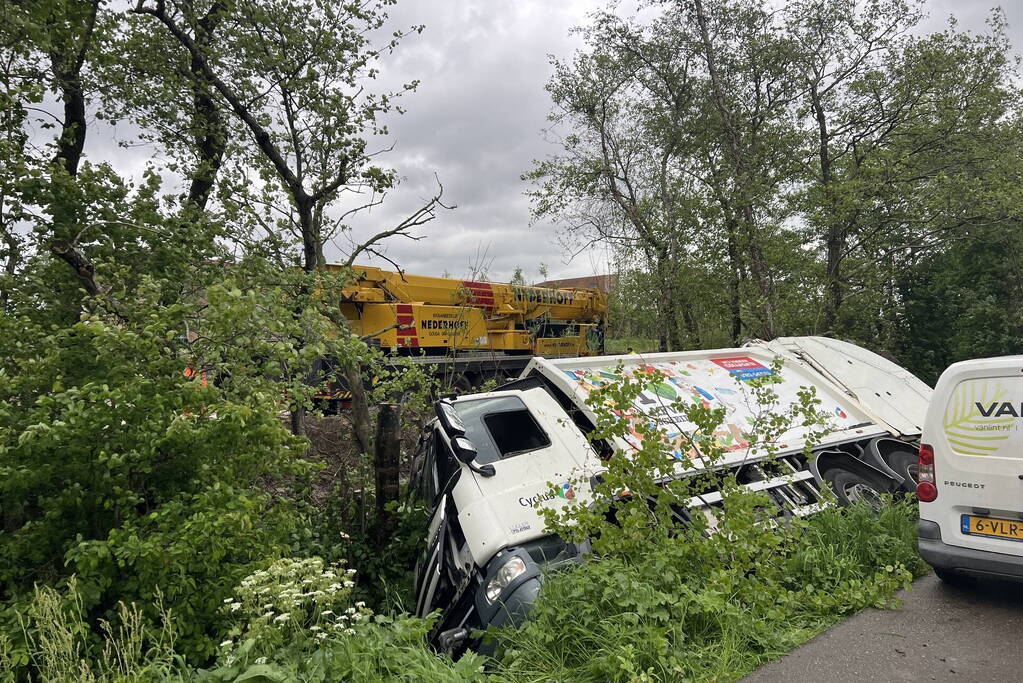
[{"x1": 374, "y1": 403, "x2": 401, "y2": 549}]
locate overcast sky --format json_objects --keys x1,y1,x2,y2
[{"x1": 88, "y1": 1, "x2": 1023, "y2": 284}]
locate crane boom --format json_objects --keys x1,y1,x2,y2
[{"x1": 333, "y1": 265, "x2": 607, "y2": 359}]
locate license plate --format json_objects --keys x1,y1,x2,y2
[{"x1": 961, "y1": 514, "x2": 1023, "y2": 542}]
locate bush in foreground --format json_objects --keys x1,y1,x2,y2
[{"x1": 494, "y1": 501, "x2": 926, "y2": 683}]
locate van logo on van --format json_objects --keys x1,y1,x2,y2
[
  {"x1": 943, "y1": 480, "x2": 986, "y2": 489},
  {"x1": 976, "y1": 402, "x2": 1023, "y2": 418}
]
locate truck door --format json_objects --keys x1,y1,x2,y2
[{"x1": 451, "y1": 387, "x2": 599, "y2": 558}]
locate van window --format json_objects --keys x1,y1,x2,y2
[{"x1": 452, "y1": 396, "x2": 550, "y2": 465}]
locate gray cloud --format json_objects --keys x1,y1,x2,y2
[{"x1": 332, "y1": 1, "x2": 612, "y2": 283}]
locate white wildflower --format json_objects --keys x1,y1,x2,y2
[
  {"x1": 321, "y1": 610, "x2": 334, "y2": 616},
  {"x1": 316, "y1": 632, "x2": 328, "y2": 640},
  {"x1": 219, "y1": 640, "x2": 233, "y2": 648},
  {"x1": 346, "y1": 568, "x2": 357, "y2": 575},
  {"x1": 355, "y1": 601, "x2": 365, "y2": 608},
  {"x1": 343, "y1": 580, "x2": 355, "y2": 589},
  {"x1": 309, "y1": 626, "x2": 321, "y2": 632},
  {"x1": 262, "y1": 611, "x2": 274, "y2": 619},
  {"x1": 328, "y1": 583, "x2": 343, "y2": 591},
  {"x1": 222, "y1": 598, "x2": 233, "y2": 604},
  {"x1": 273, "y1": 613, "x2": 290, "y2": 623},
  {"x1": 230, "y1": 602, "x2": 242, "y2": 612},
  {"x1": 344, "y1": 628, "x2": 356, "y2": 636},
  {"x1": 255, "y1": 657, "x2": 268, "y2": 665},
  {"x1": 339, "y1": 531, "x2": 350, "y2": 540},
  {"x1": 345, "y1": 607, "x2": 356, "y2": 615}
]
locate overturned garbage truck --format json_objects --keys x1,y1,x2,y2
[{"x1": 408, "y1": 336, "x2": 933, "y2": 654}]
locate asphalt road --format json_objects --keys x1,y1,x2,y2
[{"x1": 742, "y1": 573, "x2": 1023, "y2": 682}]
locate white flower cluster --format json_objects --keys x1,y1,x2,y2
[{"x1": 220, "y1": 556, "x2": 374, "y2": 649}]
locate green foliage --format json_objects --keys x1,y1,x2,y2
[
  {"x1": 0, "y1": 564, "x2": 485, "y2": 683},
  {"x1": 494, "y1": 502, "x2": 924, "y2": 683},
  {"x1": 309, "y1": 488, "x2": 429, "y2": 614},
  {"x1": 534, "y1": 0, "x2": 1023, "y2": 355},
  {"x1": 194, "y1": 557, "x2": 484, "y2": 682},
  {"x1": 0, "y1": 262, "x2": 404, "y2": 665},
  {"x1": 0, "y1": 577, "x2": 181, "y2": 681},
  {"x1": 896, "y1": 227, "x2": 1023, "y2": 384}
]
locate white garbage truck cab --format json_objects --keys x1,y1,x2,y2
[
  {"x1": 918, "y1": 356, "x2": 1023, "y2": 582},
  {"x1": 409, "y1": 336, "x2": 932, "y2": 654}
]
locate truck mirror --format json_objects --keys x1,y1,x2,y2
[
  {"x1": 435, "y1": 399, "x2": 466, "y2": 438},
  {"x1": 453, "y1": 436, "x2": 495, "y2": 478},
  {"x1": 452, "y1": 436, "x2": 478, "y2": 463}
]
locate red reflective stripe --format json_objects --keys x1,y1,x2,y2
[
  {"x1": 461, "y1": 281, "x2": 495, "y2": 308},
  {"x1": 395, "y1": 303, "x2": 417, "y2": 342}
]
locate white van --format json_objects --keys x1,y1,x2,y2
[{"x1": 918, "y1": 356, "x2": 1023, "y2": 582}]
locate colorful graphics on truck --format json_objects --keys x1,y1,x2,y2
[{"x1": 561, "y1": 354, "x2": 863, "y2": 465}]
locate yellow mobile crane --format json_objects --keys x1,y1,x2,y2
[{"x1": 330, "y1": 265, "x2": 607, "y2": 385}]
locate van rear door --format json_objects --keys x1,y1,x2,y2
[{"x1": 924, "y1": 356, "x2": 1023, "y2": 556}]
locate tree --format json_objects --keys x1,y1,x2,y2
[
  {"x1": 130, "y1": 0, "x2": 440, "y2": 273},
  {"x1": 540, "y1": 0, "x2": 1023, "y2": 355},
  {"x1": 527, "y1": 11, "x2": 711, "y2": 351},
  {"x1": 529, "y1": 1, "x2": 803, "y2": 347}
]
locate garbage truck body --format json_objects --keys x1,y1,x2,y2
[{"x1": 409, "y1": 336, "x2": 932, "y2": 653}]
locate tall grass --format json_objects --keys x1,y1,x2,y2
[{"x1": 0, "y1": 578, "x2": 180, "y2": 683}]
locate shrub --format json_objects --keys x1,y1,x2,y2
[
  {"x1": 495, "y1": 501, "x2": 924, "y2": 683},
  {"x1": 195, "y1": 557, "x2": 484, "y2": 682},
  {"x1": 0, "y1": 273, "x2": 321, "y2": 665}
]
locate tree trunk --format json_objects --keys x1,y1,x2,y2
[
  {"x1": 693, "y1": 0, "x2": 777, "y2": 340},
  {"x1": 290, "y1": 406, "x2": 305, "y2": 436},
  {"x1": 344, "y1": 359, "x2": 373, "y2": 453},
  {"x1": 374, "y1": 403, "x2": 401, "y2": 549},
  {"x1": 823, "y1": 233, "x2": 843, "y2": 333},
  {"x1": 726, "y1": 228, "x2": 743, "y2": 345},
  {"x1": 184, "y1": 0, "x2": 227, "y2": 209},
  {"x1": 51, "y1": 65, "x2": 87, "y2": 176},
  {"x1": 810, "y1": 85, "x2": 842, "y2": 333},
  {"x1": 654, "y1": 251, "x2": 680, "y2": 351}
]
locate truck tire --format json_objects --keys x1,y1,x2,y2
[
  {"x1": 823, "y1": 467, "x2": 890, "y2": 509},
  {"x1": 884, "y1": 450, "x2": 919, "y2": 491}
]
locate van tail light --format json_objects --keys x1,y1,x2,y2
[{"x1": 917, "y1": 443, "x2": 937, "y2": 502}]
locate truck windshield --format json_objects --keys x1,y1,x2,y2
[{"x1": 452, "y1": 396, "x2": 550, "y2": 465}]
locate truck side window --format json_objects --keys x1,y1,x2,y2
[
  {"x1": 452, "y1": 396, "x2": 550, "y2": 465},
  {"x1": 484, "y1": 410, "x2": 549, "y2": 456},
  {"x1": 434, "y1": 430, "x2": 458, "y2": 498},
  {"x1": 421, "y1": 435, "x2": 439, "y2": 505}
]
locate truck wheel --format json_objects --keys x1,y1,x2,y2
[
  {"x1": 823, "y1": 467, "x2": 890, "y2": 509},
  {"x1": 885, "y1": 450, "x2": 919, "y2": 490}
]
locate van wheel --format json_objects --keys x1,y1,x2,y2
[
  {"x1": 934, "y1": 567, "x2": 975, "y2": 587},
  {"x1": 823, "y1": 468, "x2": 889, "y2": 509},
  {"x1": 885, "y1": 450, "x2": 919, "y2": 490}
]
